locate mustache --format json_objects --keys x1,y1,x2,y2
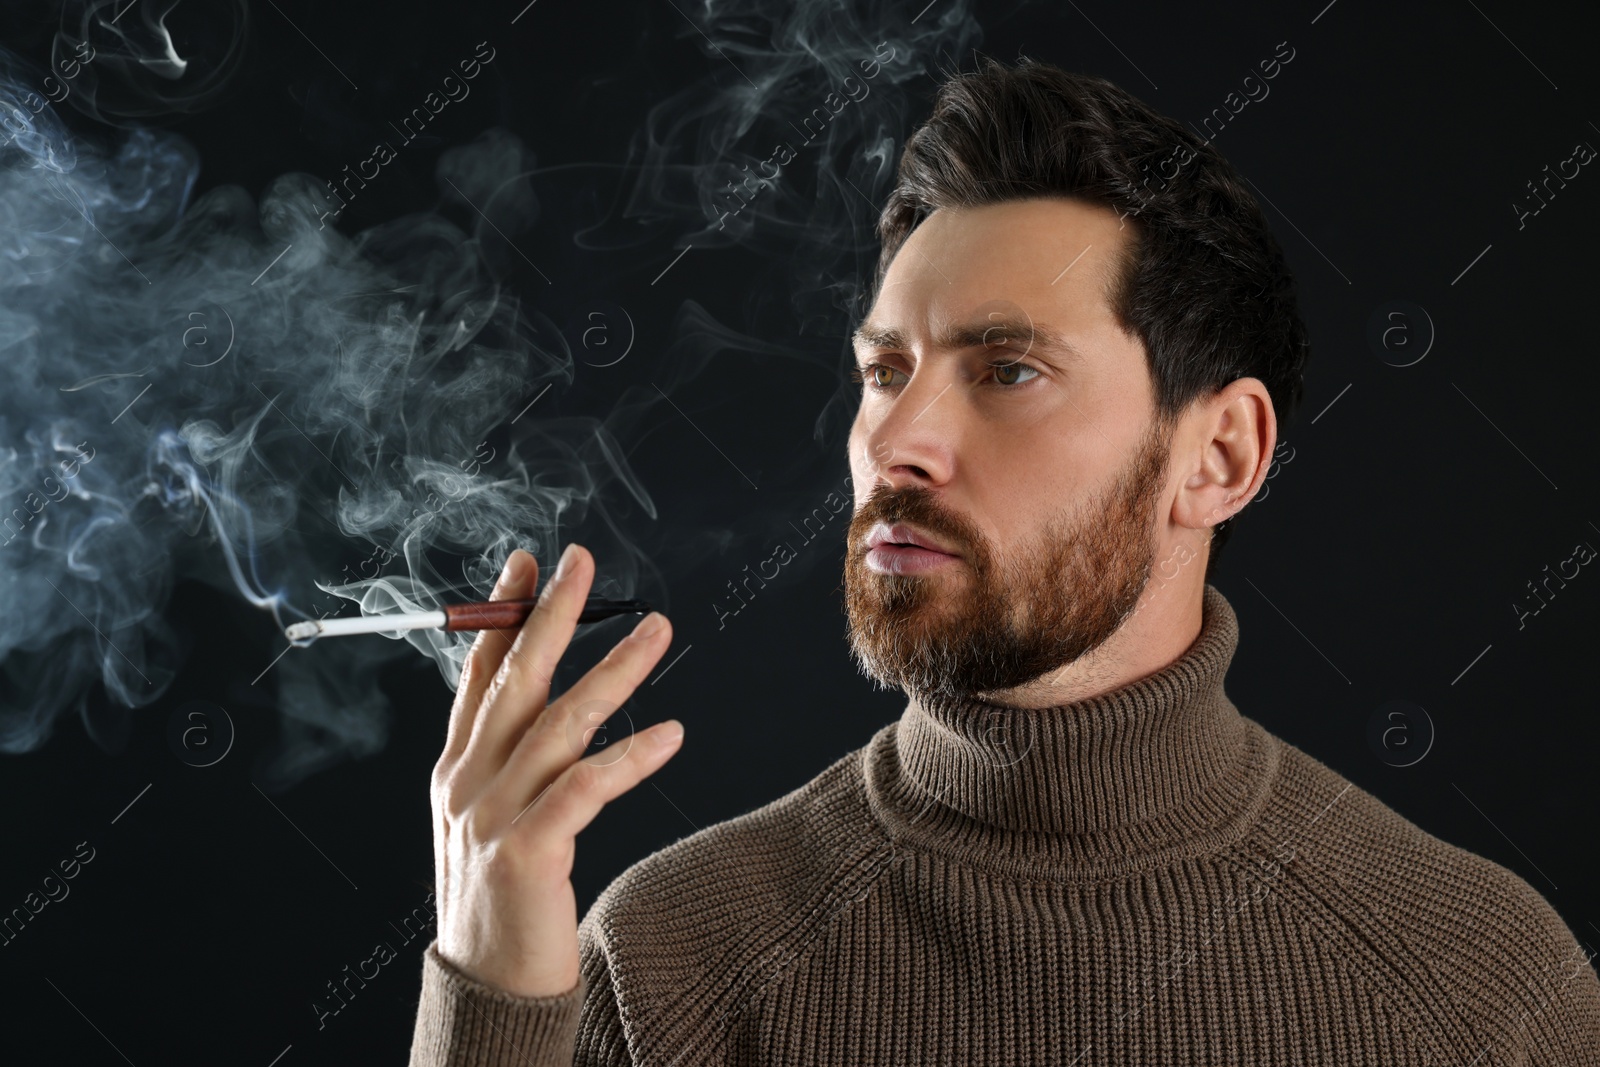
[{"x1": 852, "y1": 492, "x2": 968, "y2": 555}]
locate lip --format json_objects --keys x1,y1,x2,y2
[
  {"x1": 864, "y1": 522, "x2": 959, "y2": 556},
  {"x1": 865, "y1": 543, "x2": 960, "y2": 575}
]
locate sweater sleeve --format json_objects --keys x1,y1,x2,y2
[
  {"x1": 1483, "y1": 950, "x2": 1600, "y2": 1067},
  {"x1": 408, "y1": 938, "x2": 630, "y2": 1067},
  {"x1": 1449, "y1": 891, "x2": 1600, "y2": 1067},
  {"x1": 1535, "y1": 969, "x2": 1600, "y2": 1064}
]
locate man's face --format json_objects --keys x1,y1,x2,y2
[{"x1": 843, "y1": 196, "x2": 1175, "y2": 705}]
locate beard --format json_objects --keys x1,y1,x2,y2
[{"x1": 843, "y1": 416, "x2": 1174, "y2": 705}]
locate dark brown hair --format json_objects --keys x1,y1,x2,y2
[{"x1": 869, "y1": 55, "x2": 1311, "y2": 577}]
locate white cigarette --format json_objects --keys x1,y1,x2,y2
[{"x1": 285, "y1": 611, "x2": 448, "y2": 643}]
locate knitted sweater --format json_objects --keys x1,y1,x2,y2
[{"x1": 409, "y1": 583, "x2": 1600, "y2": 1065}]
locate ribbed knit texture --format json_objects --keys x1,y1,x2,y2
[{"x1": 410, "y1": 583, "x2": 1600, "y2": 1065}]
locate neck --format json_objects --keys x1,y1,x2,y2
[{"x1": 860, "y1": 583, "x2": 1280, "y2": 881}]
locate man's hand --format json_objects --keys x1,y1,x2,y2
[{"x1": 430, "y1": 544, "x2": 682, "y2": 997}]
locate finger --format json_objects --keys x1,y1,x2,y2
[
  {"x1": 508, "y1": 717, "x2": 686, "y2": 839},
  {"x1": 460, "y1": 542, "x2": 593, "y2": 777},
  {"x1": 489, "y1": 611, "x2": 674, "y2": 821},
  {"x1": 440, "y1": 548, "x2": 537, "y2": 769},
  {"x1": 454, "y1": 549, "x2": 539, "y2": 718}
]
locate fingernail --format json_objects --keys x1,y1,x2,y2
[
  {"x1": 538, "y1": 544, "x2": 577, "y2": 605},
  {"x1": 653, "y1": 719, "x2": 684, "y2": 748},
  {"x1": 630, "y1": 611, "x2": 666, "y2": 641},
  {"x1": 553, "y1": 543, "x2": 578, "y2": 583},
  {"x1": 498, "y1": 551, "x2": 523, "y2": 588}
]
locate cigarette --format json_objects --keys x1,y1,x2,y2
[{"x1": 284, "y1": 596, "x2": 655, "y2": 646}]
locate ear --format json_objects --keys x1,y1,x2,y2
[{"x1": 1171, "y1": 377, "x2": 1276, "y2": 534}]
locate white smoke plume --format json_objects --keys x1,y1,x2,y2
[{"x1": 0, "y1": 0, "x2": 979, "y2": 788}]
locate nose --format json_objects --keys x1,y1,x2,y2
[{"x1": 855, "y1": 401, "x2": 955, "y2": 492}]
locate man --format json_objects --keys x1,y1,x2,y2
[{"x1": 411, "y1": 56, "x2": 1600, "y2": 1065}]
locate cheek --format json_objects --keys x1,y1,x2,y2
[{"x1": 982, "y1": 470, "x2": 1084, "y2": 549}]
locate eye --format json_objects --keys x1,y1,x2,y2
[
  {"x1": 847, "y1": 357, "x2": 1042, "y2": 391},
  {"x1": 848, "y1": 363, "x2": 906, "y2": 390},
  {"x1": 987, "y1": 359, "x2": 1040, "y2": 387}
]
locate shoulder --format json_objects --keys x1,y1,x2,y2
[
  {"x1": 1255, "y1": 733, "x2": 1600, "y2": 1053},
  {"x1": 575, "y1": 732, "x2": 898, "y2": 1057}
]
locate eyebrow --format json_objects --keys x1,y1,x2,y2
[{"x1": 850, "y1": 317, "x2": 1087, "y2": 365}]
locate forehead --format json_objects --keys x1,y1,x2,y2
[{"x1": 859, "y1": 197, "x2": 1131, "y2": 351}]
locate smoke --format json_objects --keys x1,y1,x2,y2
[
  {"x1": 51, "y1": 0, "x2": 249, "y2": 123},
  {"x1": 0, "y1": 0, "x2": 982, "y2": 788}
]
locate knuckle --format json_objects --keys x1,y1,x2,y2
[
  {"x1": 520, "y1": 705, "x2": 559, "y2": 747},
  {"x1": 457, "y1": 639, "x2": 497, "y2": 692},
  {"x1": 480, "y1": 660, "x2": 511, "y2": 705},
  {"x1": 439, "y1": 775, "x2": 473, "y2": 821},
  {"x1": 466, "y1": 806, "x2": 499, "y2": 842},
  {"x1": 458, "y1": 646, "x2": 484, "y2": 688},
  {"x1": 556, "y1": 707, "x2": 604, "y2": 759},
  {"x1": 430, "y1": 752, "x2": 456, "y2": 788},
  {"x1": 564, "y1": 757, "x2": 606, "y2": 796}
]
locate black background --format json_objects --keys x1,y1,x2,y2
[{"x1": 2, "y1": 0, "x2": 1597, "y2": 1063}]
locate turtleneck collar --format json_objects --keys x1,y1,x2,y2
[{"x1": 860, "y1": 583, "x2": 1281, "y2": 881}]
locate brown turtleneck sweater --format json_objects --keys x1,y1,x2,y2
[{"x1": 409, "y1": 583, "x2": 1600, "y2": 1065}]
